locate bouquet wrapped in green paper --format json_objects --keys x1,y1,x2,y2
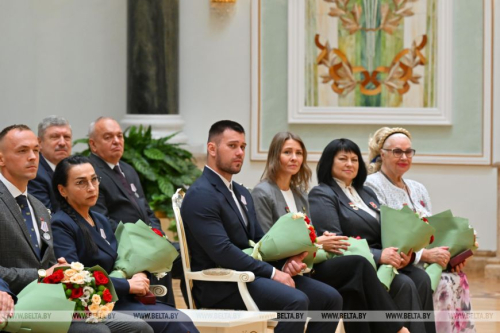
[
  {"x1": 313, "y1": 237, "x2": 377, "y2": 270},
  {"x1": 0, "y1": 280, "x2": 75, "y2": 333},
  {"x1": 243, "y1": 212, "x2": 321, "y2": 268},
  {"x1": 378, "y1": 205, "x2": 435, "y2": 291},
  {"x1": 109, "y1": 220, "x2": 179, "y2": 279},
  {"x1": 424, "y1": 210, "x2": 477, "y2": 291},
  {"x1": 0, "y1": 263, "x2": 119, "y2": 332}
]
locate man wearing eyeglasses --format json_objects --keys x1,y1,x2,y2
[{"x1": 28, "y1": 116, "x2": 72, "y2": 213}]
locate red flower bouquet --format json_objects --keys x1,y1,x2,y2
[{"x1": 43, "y1": 262, "x2": 118, "y2": 323}]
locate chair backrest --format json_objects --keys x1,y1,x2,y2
[{"x1": 172, "y1": 188, "x2": 196, "y2": 309}]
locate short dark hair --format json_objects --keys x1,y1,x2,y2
[
  {"x1": 316, "y1": 138, "x2": 367, "y2": 190},
  {"x1": 0, "y1": 124, "x2": 31, "y2": 143},
  {"x1": 208, "y1": 120, "x2": 245, "y2": 144}
]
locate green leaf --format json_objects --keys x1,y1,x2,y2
[
  {"x1": 132, "y1": 158, "x2": 157, "y2": 181},
  {"x1": 158, "y1": 177, "x2": 175, "y2": 197},
  {"x1": 144, "y1": 148, "x2": 166, "y2": 160}
]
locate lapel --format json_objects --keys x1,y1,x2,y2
[
  {"x1": 28, "y1": 195, "x2": 52, "y2": 259},
  {"x1": 91, "y1": 154, "x2": 142, "y2": 215},
  {"x1": 39, "y1": 154, "x2": 54, "y2": 178},
  {"x1": 205, "y1": 168, "x2": 250, "y2": 237},
  {"x1": 78, "y1": 211, "x2": 116, "y2": 259},
  {"x1": 292, "y1": 190, "x2": 308, "y2": 214},
  {"x1": 0, "y1": 181, "x2": 41, "y2": 260},
  {"x1": 329, "y1": 182, "x2": 380, "y2": 235}
]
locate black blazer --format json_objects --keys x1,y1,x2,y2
[
  {"x1": 89, "y1": 154, "x2": 161, "y2": 231},
  {"x1": 308, "y1": 182, "x2": 384, "y2": 264},
  {"x1": 181, "y1": 167, "x2": 278, "y2": 308},
  {"x1": 28, "y1": 154, "x2": 59, "y2": 213}
]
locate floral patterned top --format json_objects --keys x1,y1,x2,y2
[{"x1": 365, "y1": 171, "x2": 432, "y2": 217}]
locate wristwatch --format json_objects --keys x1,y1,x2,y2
[{"x1": 38, "y1": 269, "x2": 46, "y2": 282}]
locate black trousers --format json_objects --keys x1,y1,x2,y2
[
  {"x1": 312, "y1": 255, "x2": 404, "y2": 333},
  {"x1": 390, "y1": 265, "x2": 436, "y2": 333}
]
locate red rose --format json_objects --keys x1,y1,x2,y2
[
  {"x1": 308, "y1": 225, "x2": 316, "y2": 243},
  {"x1": 304, "y1": 215, "x2": 311, "y2": 225},
  {"x1": 93, "y1": 271, "x2": 109, "y2": 286},
  {"x1": 43, "y1": 269, "x2": 64, "y2": 284},
  {"x1": 152, "y1": 228, "x2": 163, "y2": 237},
  {"x1": 52, "y1": 269, "x2": 65, "y2": 283},
  {"x1": 71, "y1": 287, "x2": 83, "y2": 299},
  {"x1": 102, "y1": 289, "x2": 113, "y2": 303}
]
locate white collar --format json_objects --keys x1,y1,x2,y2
[
  {"x1": 0, "y1": 173, "x2": 27, "y2": 198},
  {"x1": 333, "y1": 177, "x2": 353, "y2": 189},
  {"x1": 44, "y1": 157, "x2": 57, "y2": 171},
  {"x1": 206, "y1": 165, "x2": 233, "y2": 190}
]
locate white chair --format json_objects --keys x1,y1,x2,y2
[{"x1": 172, "y1": 188, "x2": 259, "y2": 311}]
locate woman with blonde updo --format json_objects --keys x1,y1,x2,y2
[{"x1": 366, "y1": 127, "x2": 475, "y2": 333}]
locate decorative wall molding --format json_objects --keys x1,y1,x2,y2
[
  {"x1": 288, "y1": 0, "x2": 453, "y2": 126},
  {"x1": 251, "y1": 0, "x2": 493, "y2": 165}
]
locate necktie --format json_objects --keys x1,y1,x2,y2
[
  {"x1": 113, "y1": 165, "x2": 134, "y2": 197},
  {"x1": 229, "y1": 183, "x2": 248, "y2": 227},
  {"x1": 15, "y1": 195, "x2": 41, "y2": 258},
  {"x1": 113, "y1": 165, "x2": 140, "y2": 209}
]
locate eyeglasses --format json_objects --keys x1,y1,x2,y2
[
  {"x1": 75, "y1": 176, "x2": 101, "y2": 190},
  {"x1": 381, "y1": 148, "x2": 416, "y2": 158}
]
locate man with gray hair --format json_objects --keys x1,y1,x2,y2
[{"x1": 28, "y1": 115, "x2": 72, "y2": 212}]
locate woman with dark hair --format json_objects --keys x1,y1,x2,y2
[
  {"x1": 252, "y1": 132, "x2": 408, "y2": 333},
  {"x1": 309, "y1": 138, "x2": 435, "y2": 333},
  {"x1": 51, "y1": 155, "x2": 198, "y2": 333}
]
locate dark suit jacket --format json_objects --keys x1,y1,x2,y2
[
  {"x1": 89, "y1": 154, "x2": 161, "y2": 231},
  {"x1": 28, "y1": 154, "x2": 59, "y2": 213},
  {"x1": 308, "y1": 182, "x2": 384, "y2": 264},
  {"x1": 0, "y1": 180, "x2": 55, "y2": 294},
  {"x1": 51, "y1": 210, "x2": 130, "y2": 298},
  {"x1": 0, "y1": 278, "x2": 16, "y2": 304},
  {"x1": 251, "y1": 180, "x2": 309, "y2": 232},
  {"x1": 181, "y1": 167, "x2": 278, "y2": 308}
]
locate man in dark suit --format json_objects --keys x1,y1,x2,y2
[
  {"x1": 0, "y1": 124, "x2": 68, "y2": 294},
  {"x1": 88, "y1": 117, "x2": 161, "y2": 231},
  {"x1": 87, "y1": 117, "x2": 177, "y2": 306},
  {"x1": 28, "y1": 116, "x2": 72, "y2": 213},
  {"x1": 181, "y1": 120, "x2": 342, "y2": 333}
]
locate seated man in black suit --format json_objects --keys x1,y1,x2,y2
[
  {"x1": 87, "y1": 117, "x2": 179, "y2": 306},
  {"x1": 181, "y1": 120, "x2": 342, "y2": 333},
  {"x1": 28, "y1": 116, "x2": 72, "y2": 213},
  {"x1": 0, "y1": 278, "x2": 15, "y2": 326}
]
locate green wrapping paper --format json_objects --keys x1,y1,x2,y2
[
  {"x1": 424, "y1": 210, "x2": 477, "y2": 291},
  {"x1": 0, "y1": 280, "x2": 75, "y2": 333},
  {"x1": 243, "y1": 212, "x2": 320, "y2": 268},
  {"x1": 313, "y1": 237, "x2": 377, "y2": 270},
  {"x1": 109, "y1": 220, "x2": 179, "y2": 279},
  {"x1": 378, "y1": 205, "x2": 435, "y2": 291}
]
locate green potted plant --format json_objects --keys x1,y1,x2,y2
[{"x1": 74, "y1": 125, "x2": 201, "y2": 234}]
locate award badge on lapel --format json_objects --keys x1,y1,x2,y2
[
  {"x1": 240, "y1": 195, "x2": 248, "y2": 211},
  {"x1": 100, "y1": 228, "x2": 110, "y2": 245},
  {"x1": 40, "y1": 218, "x2": 51, "y2": 241},
  {"x1": 349, "y1": 202, "x2": 359, "y2": 210},
  {"x1": 130, "y1": 183, "x2": 140, "y2": 198},
  {"x1": 369, "y1": 202, "x2": 378, "y2": 210}
]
